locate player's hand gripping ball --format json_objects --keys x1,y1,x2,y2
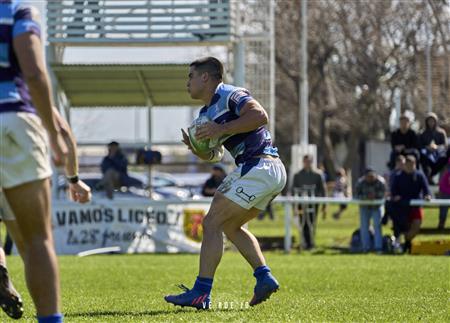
[{"x1": 188, "y1": 115, "x2": 212, "y2": 154}]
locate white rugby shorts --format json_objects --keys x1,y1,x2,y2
[
  {"x1": 218, "y1": 157, "x2": 286, "y2": 210},
  {"x1": 0, "y1": 112, "x2": 52, "y2": 189}
]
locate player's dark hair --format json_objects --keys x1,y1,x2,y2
[{"x1": 190, "y1": 57, "x2": 223, "y2": 81}]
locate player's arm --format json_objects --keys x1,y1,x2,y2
[
  {"x1": 13, "y1": 8, "x2": 68, "y2": 166},
  {"x1": 221, "y1": 100, "x2": 268, "y2": 135},
  {"x1": 195, "y1": 100, "x2": 268, "y2": 140},
  {"x1": 14, "y1": 32, "x2": 57, "y2": 136},
  {"x1": 53, "y1": 108, "x2": 78, "y2": 177},
  {"x1": 53, "y1": 108, "x2": 92, "y2": 203}
]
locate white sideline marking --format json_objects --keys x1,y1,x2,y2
[{"x1": 77, "y1": 246, "x2": 121, "y2": 257}]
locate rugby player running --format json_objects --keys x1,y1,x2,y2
[{"x1": 165, "y1": 57, "x2": 286, "y2": 309}]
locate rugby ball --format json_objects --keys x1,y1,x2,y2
[{"x1": 188, "y1": 115, "x2": 211, "y2": 154}]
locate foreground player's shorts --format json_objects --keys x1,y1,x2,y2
[
  {"x1": 218, "y1": 157, "x2": 286, "y2": 210},
  {"x1": 0, "y1": 112, "x2": 52, "y2": 189}
]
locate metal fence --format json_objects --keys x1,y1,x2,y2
[{"x1": 276, "y1": 196, "x2": 450, "y2": 253}]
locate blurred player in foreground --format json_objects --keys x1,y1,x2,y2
[
  {"x1": 0, "y1": 1, "x2": 91, "y2": 321},
  {"x1": 164, "y1": 57, "x2": 286, "y2": 309}
]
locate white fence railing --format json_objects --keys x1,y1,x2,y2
[
  {"x1": 71, "y1": 196, "x2": 450, "y2": 253},
  {"x1": 275, "y1": 197, "x2": 450, "y2": 253},
  {"x1": 47, "y1": 0, "x2": 234, "y2": 45}
]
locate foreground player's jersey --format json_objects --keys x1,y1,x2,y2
[
  {"x1": 198, "y1": 83, "x2": 279, "y2": 165},
  {"x1": 0, "y1": 0, "x2": 40, "y2": 114}
]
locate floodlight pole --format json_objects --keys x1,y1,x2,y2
[
  {"x1": 299, "y1": 0, "x2": 308, "y2": 146},
  {"x1": 269, "y1": 0, "x2": 276, "y2": 141}
]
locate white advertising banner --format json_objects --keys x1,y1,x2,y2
[{"x1": 52, "y1": 199, "x2": 210, "y2": 255}]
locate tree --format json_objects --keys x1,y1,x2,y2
[{"x1": 275, "y1": 0, "x2": 449, "y2": 181}]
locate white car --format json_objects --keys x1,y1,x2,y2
[{"x1": 57, "y1": 171, "x2": 200, "y2": 200}]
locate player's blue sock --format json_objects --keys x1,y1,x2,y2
[
  {"x1": 37, "y1": 313, "x2": 63, "y2": 323},
  {"x1": 193, "y1": 276, "x2": 213, "y2": 294},
  {"x1": 253, "y1": 265, "x2": 271, "y2": 281}
]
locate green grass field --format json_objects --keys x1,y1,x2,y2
[{"x1": 3, "y1": 205, "x2": 449, "y2": 322}]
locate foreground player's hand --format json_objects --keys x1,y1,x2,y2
[
  {"x1": 49, "y1": 131, "x2": 68, "y2": 167},
  {"x1": 195, "y1": 121, "x2": 223, "y2": 140},
  {"x1": 181, "y1": 129, "x2": 194, "y2": 151},
  {"x1": 69, "y1": 180, "x2": 92, "y2": 203}
]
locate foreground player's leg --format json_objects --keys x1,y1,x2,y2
[{"x1": 4, "y1": 179, "x2": 62, "y2": 322}]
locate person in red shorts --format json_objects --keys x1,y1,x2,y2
[{"x1": 391, "y1": 155, "x2": 431, "y2": 253}]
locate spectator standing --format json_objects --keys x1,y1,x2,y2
[
  {"x1": 388, "y1": 155, "x2": 406, "y2": 192},
  {"x1": 291, "y1": 155, "x2": 327, "y2": 250},
  {"x1": 391, "y1": 156, "x2": 431, "y2": 253},
  {"x1": 383, "y1": 155, "x2": 406, "y2": 252},
  {"x1": 355, "y1": 168, "x2": 386, "y2": 252},
  {"x1": 257, "y1": 203, "x2": 275, "y2": 221}
]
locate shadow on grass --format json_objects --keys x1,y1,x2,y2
[
  {"x1": 65, "y1": 309, "x2": 185, "y2": 318},
  {"x1": 296, "y1": 246, "x2": 406, "y2": 256},
  {"x1": 66, "y1": 307, "x2": 250, "y2": 318}
]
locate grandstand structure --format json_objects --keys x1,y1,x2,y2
[{"x1": 46, "y1": 0, "x2": 276, "y2": 142}]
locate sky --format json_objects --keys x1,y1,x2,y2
[{"x1": 26, "y1": 0, "x2": 227, "y2": 144}]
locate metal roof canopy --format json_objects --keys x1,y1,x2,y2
[
  {"x1": 47, "y1": 1, "x2": 234, "y2": 47},
  {"x1": 51, "y1": 63, "x2": 197, "y2": 108}
]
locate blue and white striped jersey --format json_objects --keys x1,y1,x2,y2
[
  {"x1": 0, "y1": 0, "x2": 40, "y2": 114},
  {"x1": 198, "y1": 83, "x2": 278, "y2": 165}
]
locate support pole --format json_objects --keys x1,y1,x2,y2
[
  {"x1": 284, "y1": 202, "x2": 292, "y2": 253},
  {"x1": 137, "y1": 71, "x2": 154, "y2": 197},
  {"x1": 269, "y1": 0, "x2": 276, "y2": 140},
  {"x1": 299, "y1": 0, "x2": 308, "y2": 146},
  {"x1": 146, "y1": 101, "x2": 153, "y2": 197},
  {"x1": 233, "y1": 40, "x2": 246, "y2": 87}
]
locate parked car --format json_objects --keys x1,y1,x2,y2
[{"x1": 57, "y1": 171, "x2": 198, "y2": 200}]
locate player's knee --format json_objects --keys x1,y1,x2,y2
[
  {"x1": 22, "y1": 236, "x2": 53, "y2": 253},
  {"x1": 202, "y1": 214, "x2": 219, "y2": 232},
  {"x1": 202, "y1": 213, "x2": 222, "y2": 233}
]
